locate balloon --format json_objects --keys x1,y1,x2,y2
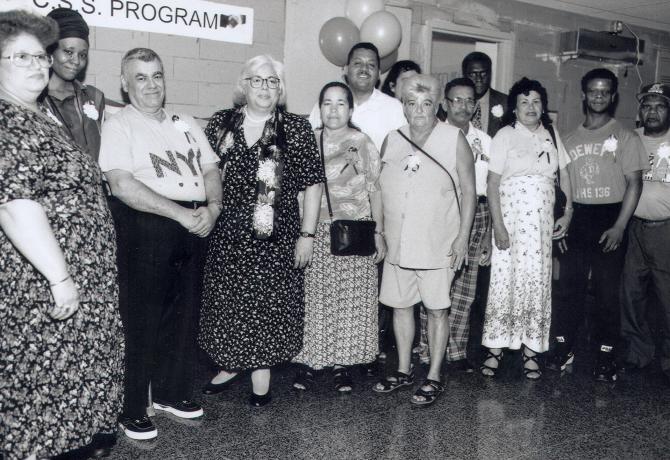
[
  {"x1": 319, "y1": 17, "x2": 360, "y2": 67},
  {"x1": 380, "y1": 49, "x2": 398, "y2": 73},
  {"x1": 345, "y1": 0, "x2": 385, "y2": 28},
  {"x1": 360, "y1": 11, "x2": 402, "y2": 58}
]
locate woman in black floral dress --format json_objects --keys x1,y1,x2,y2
[
  {"x1": 0, "y1": 11, "x2": 123, "y2": 459},
  {"x1": 199, "y1": 55, "x2": 324, "y2": 406}
]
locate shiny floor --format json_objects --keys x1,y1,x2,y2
[{"x1": 107, "y1": 345, "x2": 670, "y2": 460}]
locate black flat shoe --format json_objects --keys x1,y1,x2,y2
[
  {"x1": 248, "y1": 391, "x2": 272, "y2": 407},
  {"x1": 202, "y1": 373, "x2": 240, "y2": 395}
]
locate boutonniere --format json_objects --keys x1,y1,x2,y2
[
  {"x1": 404, "y1": 154, "x2": 421, "y2": 176},
  {"x1": 491, "y1": 104, "x2": 504, "y2": 118},
  {"x1": 257, "y1": 158, "x2": 278, "y2": 188},
  {"x1": 471, "y1": 137, "x2": 484, "y2": 160},
  {"x1": 172, "y1": 114, "x2": 194, "y2": 144},
  {"x1": 538, "y1": 139, "x2": 553, "y2": 164},
  {"x1": 656, "y1": 143, "x2": 670, "y2": 166},
  {"x1": 603, "y1": 134, "x2": 618, "y2": 161},
  {"x1": 341, "y1": 146, "x2": 360, "y2": 174},
  {"x1": 82, "y1": 101, "x2": 99, "y2": 120}
]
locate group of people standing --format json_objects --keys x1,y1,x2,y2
[{"x1": 1, "y1": 7, "x2": 669, "y2": 460}]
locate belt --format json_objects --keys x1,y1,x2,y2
[
  {"x1": 478, "y1": 196, "x2": 488, "y2": 205},
  {"x1": 173, "y1": 200, "x2": 207, "y2": 209},
  {"x1": 632, "y1": 216, "x2": 670, "y2": 225}
]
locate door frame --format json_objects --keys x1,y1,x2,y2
[{"x1": 419, "y1": 19, "x2": 515, "y2": 93}]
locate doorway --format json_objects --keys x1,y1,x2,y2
[{"x1": 419, "y1": 19, "x2": 515, "y2": 95}]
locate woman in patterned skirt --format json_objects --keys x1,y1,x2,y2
[
  {"x1": 199, "y1": 55, "x2": 324, "y2": 407},
  {"x1": 292, "y1": 82, "x2": 385, "y2": 393},
  {"x1": 0, "y1": 10, "x2": 123, "y2": 459},
  {"x1": 481, "y1": 77, "x2": 572, "y2": 380}
]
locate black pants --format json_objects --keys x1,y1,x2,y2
[
  {"x1": 109, "y1": 198, "x2": 206, "y2": 419},
  {"x1": 553, "y1": 202, "x2": 626, "y2": 353}
]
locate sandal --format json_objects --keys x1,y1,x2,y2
[
  {"x1": 292, "y1": 368, "x2": 315, "y2": 391},
  {"x1": 523, "y1": 352, "x2": 542, "y2": 380},
  {"x1": 410, "y1": 379, "x2": 445, "y2": 406},
  {"x1": 480, "y1": 349, "x2": 503, "y2": 377},
  {"x1": 372, "y1": 368, "x2": 415, "y2": 393},
  {"x1": 333, "y1": 367, "x2": 353, "y2": 393}
]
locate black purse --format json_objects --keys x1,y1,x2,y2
[
  {"x1": 547, "y1": 126, "x2": 567, "y2": 220},
  {"x1": 319, "y1": 131, "x2": 376, "y2": 257}
]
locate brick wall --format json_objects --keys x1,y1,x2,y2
[{"x1": 82, "y1": 0, "x2": 285, "y2": 120}]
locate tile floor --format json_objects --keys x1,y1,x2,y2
[{"x1": 107, "y1": 347, "x2": 670, "y2": 460}]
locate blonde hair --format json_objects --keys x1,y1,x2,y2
[
  {"x1": 401, "y1": 74, "x2": 441, "y2": 104},
  {"x1": 232, "y1": 54, "x2": 286, "y2": 107}
]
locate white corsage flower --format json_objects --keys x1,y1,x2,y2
[
  {"x1": 656, "y1": 143, "x2": 670, "y2": 167},
  {"x1": 253, "y1": 203, "x2": 274, "y2": 235},
  {"x1": 603, "y1": 134, "x2": 618, "y2": 153},
  {"x1": 82, "y1": 102, "x2": 99, "y2": 120},
  {"x1": 257, "y1": 159, "x2": 278, "y2": 188},
  {"x1": 171, "y1": 115, "x2": 190, "y2": 133},
  {"x1": 222, "y1": 132, "x2": 234, "y2": 150},
  {"x1": 404, "y1": 154, "x2": 422, "y2": 176},
  {"x1": 491, "y1": 104, "x2": 504, "y2": 118}
]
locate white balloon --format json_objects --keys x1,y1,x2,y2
[
  {"x1": 345, "y1": 0, "x2": 385, "y2": 28},
  {"x1": 360, "y1": 11, "x2": 402, "y2": 58}
]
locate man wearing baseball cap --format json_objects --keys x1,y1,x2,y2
[{"x1": 620, "y1": 83, "x2": 670, "y2": 385}]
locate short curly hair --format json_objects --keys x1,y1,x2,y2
[{"x1": 0, "y1": 10, "x2": 58, "y2": 56}]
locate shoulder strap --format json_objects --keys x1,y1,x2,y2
[
  {"x1": 319, "y1": 130, "x2": 334, "y2": 219},
  {"x1": 546, "y1": 125, "x2": 560, "y2": 187},
  {"x1": 396, "y1": 129, "x2": 461, "y2": 213}
]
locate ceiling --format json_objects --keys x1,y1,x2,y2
[{"x1": 513, "y1": 0, "x2": 670, "y2": 31}]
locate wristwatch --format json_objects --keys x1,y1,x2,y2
[{"x1": 299, "y1": 231, "x2": 315, "y2": 238}]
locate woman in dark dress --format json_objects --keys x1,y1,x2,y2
[
  {"x1": 199, "y1": 54, "x2": 324, "y2": 406},
  {"x1": 43, "y1": 8, "x2": 105, "y2": 160},
  {"x1": 0, "y1": 10, "x2": 123, "y2": 459}
]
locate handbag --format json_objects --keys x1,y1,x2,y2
[
  {"x1": 547, "y1": 126, "x2": 567, "y2": 220},
  {"x1": 319, "y1": 131, "x2": 376, "y2": 257}
]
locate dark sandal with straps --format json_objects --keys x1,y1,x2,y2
[
  {"x1": 293, "y1": 368, "x2": 316, "y2": 391},
  {"x1": 480, "y1": 349, "x2": 503, "y2": 377},
  {"x1": 410, "y1": 379, "x2": 445, "y2": 407},
  {"x1": 523, "y1": 353, "x2": 542, "y2": 380},
  {"x1": 333, "y1": 367, "x2": 353, "y2": 393},
  {"x1": 372, "y1": 368, "x2": 415, "y2": 393}
]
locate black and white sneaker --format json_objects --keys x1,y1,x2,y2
[
  {"x1": 152, "y1": 399, "x2": 204, "y2": 419},
  {"x1": 546, "y1": 350, "x2": 575, "y2": 371},
  {"x1": 119, "y1": 416, "x2": 157, "y2": 440},
  {"x1": 594, "y1": 347, "x2": 618, "y2": 382}
]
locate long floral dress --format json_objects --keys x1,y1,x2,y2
[
  {"x1": 0, "y1": 100, "x2": 124, "y2": 459},
  {"x1": 199, "y1": 108, "x2": 325, "y2": 370},
  {"x1": 293, "y1": 128, "x2": 380, "y2": 369}
]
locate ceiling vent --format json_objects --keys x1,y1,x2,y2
[{"x1": 559, "y1": 29, "x2": 644, "y2": 65}]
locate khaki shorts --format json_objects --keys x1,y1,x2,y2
[{"x1": 379, "y1": 262, "x2": 453, "y2": 310}]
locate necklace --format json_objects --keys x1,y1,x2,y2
[{"x1": 244, "y1": 106, "x2": 271, "y2": 124}]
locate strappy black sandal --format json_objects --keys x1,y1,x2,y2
[
  {"x1": 333, "y1": 367, "x2": 353, "y2": 393},
  {"x1": 292, "y1": 368, "x2": 316, "y2": 391},
  {"x1": 480, "y1": 349, "x2": 503, "y2": 377},
  {"x1": 410, "y1": 379, "x2": 445, "y2": 407},
  {"x1": 523, "y1": 352, "x2": 542, "y2": 380},
  {"x1": 372, "y1": 368, "x2": 415, "y2": 393}
]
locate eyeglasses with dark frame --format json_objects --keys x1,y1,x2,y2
[
  {"x1": 245, "y1": 76, "x2": 280, "y2": 89},
  {"x1": 0, "y1": 52, "x2": 53, "y2": 68}
]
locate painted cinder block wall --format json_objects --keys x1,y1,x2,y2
[
  {"x1": 78, "y1": 0, "x2": 670, "y2": 132},
  {"x1": 408, "y1": 0, "x2": 670, "y2": 133},
  {"x1": 82, "y1": 0, "x2": 285, "y2": 120}
]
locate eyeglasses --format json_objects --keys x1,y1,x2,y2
[
  {"x1": 466, "y1": 70, "x2": 488, "y2": 80},
  {"x1": 245, "y1": 76, "x2": 280, "y2": 89},
  {"x1": 1, "y1": 52, "x2": 53, "y2": 68},
  {"x1": 446, "y1": 97, "x2": 476, "y2": 108},
  {"x1": 640, "y1": 103, "x2": 668, "y2": 112}
]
